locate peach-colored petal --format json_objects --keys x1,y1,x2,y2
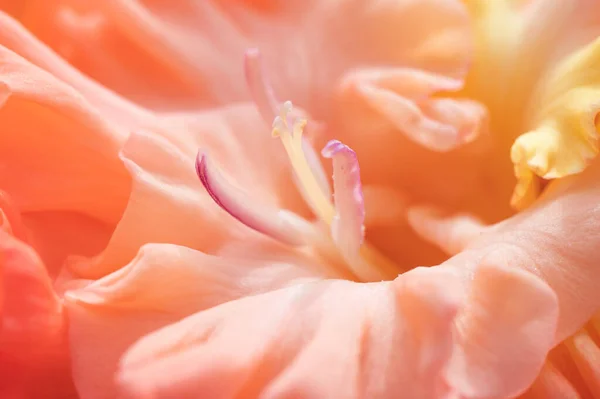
[
  {"x1": 0, "y1": 230, "x2": 76, "y2": 398},
  {"x1": 407, "y1": 206, "x2": 487, "y2": 255},
  {"x1": 64, "y1": 242, "x2": 328, "y2": 399},
  {"x1": 362, "y1": 185, "x2": 406, "y2": 227},
  {"x1": 114, "y1": 261, "x2": 557, "y2": 399},
  {"x1": 445, "y1": 258, "x2": 558, "y2": 399},
  {"x1": 116, "y1": 266, "x2": 462, "y2": 399},
  {"x1": 0, "y1": 11, "x2": 153, "y2": 129},
  {"x1": 66, "y1": 130, "x2": 239, "y2": 279},
  {"x1": 337, "y1": 68, "x2": 486, "y2": 152},
  {"x1": 465, "y1": 156, "x2": 600, "y2": 344},
  {"x1": 7, "y1": 0, "x2": 473, "y2": 112}
]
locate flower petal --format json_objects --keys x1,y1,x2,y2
[
  {"x1": 116, "y1": 266, "x2": 462, "y2": 399},
  {"x1": 445, "y1": 259, "x2": 559, "y2": 399},
  {"x1": 338, "y1": 68, "x2": 486, "y2": 152},
  {"x1": 67, "y1": 103, "x2": 306, "y2": 280},
  {"x1": 0, "y1": 42, "x2": 130, "y2": 225},
  {"x1": 511, "y1": 36, "x2": 600, "y2": 208},
  {"x1": 0, "y1": 230, "x2": 75, "y2": 398},
  {"x1": 0, "y1": 11, "x2": 153, "y2": 128},
  {"x1": 64, "y1": 243, "x2": 327, "y2": 399},
  {"x1": 66, "y1": 130, "x2": 239, "y2": 279},
  {"x1": 472, "y1": 156, "x2": 600, "y2": 343},
  {"x1": 6, "y1": 0, "x2": 474, "y2": 114},
  {"x1": 407, "y1": 206, "x2": 487, "y2": 255}
]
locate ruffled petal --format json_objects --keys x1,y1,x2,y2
[
  {"x1": 444, "y1": 259, "x2": 558, "y2": 398},
  {"x1": 116, "y1": 266, "x2": 462, "y2": 399},
  {"x1": 0, "y1": 11, "x2": 153, "y2": 129},
  {"x1": 511, "y1": 36, "x2": 600, "y2": 208},
  {"x1": 464, "y1": 0, "x2": 600, "y2": 209},
  {"x1": 66, "y1": 130, "x2": 241, "y2": 279},
  {"x1": 64, "y1": 243, "x2": 327, "y2": 399},
  {"x1": 114, "y1": 259, "x2": 559, "y2": 399},
  {"x1": 472, "y1": 156, "x2": 600, "y2": 343},
  {"x1": 3, "y1": 0, "x2": 473, "y2": 113},
  {"x1": 337, "y1": 68, "x2": 486, "y2": 152}
]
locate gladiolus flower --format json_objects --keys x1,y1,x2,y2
[{"x1": 0, "y1": 0, "x2": 599, "y2": 398}]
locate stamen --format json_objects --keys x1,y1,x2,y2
[
  {"x1": 243, "y1": 47, "x2": 399, "y2": 279},
  {"x1": 272, "y1": 101, "x2": 335, "y2": 224}
]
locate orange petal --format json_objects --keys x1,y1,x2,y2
[
  {"x1": 445, "y1": 259, "x2": 559, "y2": 398},
  {"x1": 20, "y1": 211, "x2": 112, "y2": 278},
  {"x1": 0, "y1": 11, "x2": 153, "y2": 128},
  {"x1": 0, "y1": 43, "x2": 130, "y2": 225}
]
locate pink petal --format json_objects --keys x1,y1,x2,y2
[{"x1": 66, "y1": 130, "x2": 238, "y2": 279}]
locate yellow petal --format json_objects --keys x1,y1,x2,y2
[{"x1": 511, "y1": 36, "x2": 600, "y2": 209}]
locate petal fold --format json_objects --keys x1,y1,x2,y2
[
  {"x1": 116, "y1": 267, "x2": 462, "y2": 399},
  {"x1": 64, "y1": 243, "x2": 328, "y2": 399},
  {"x1": 337, "y1": 67, "x2": 486, "y2": 152}
]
